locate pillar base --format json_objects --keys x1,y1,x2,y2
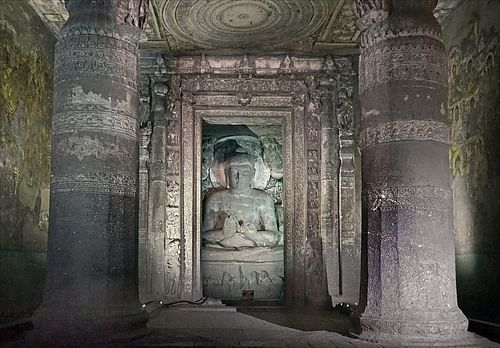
[
  {"x1": 29, "y1": 307, "x2": 149, "y2": 346},
  {"x1": 357, "y1": 309, "x2": 477, "y2": 346}
]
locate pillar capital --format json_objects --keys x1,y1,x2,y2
[
  {"x1": 353, "y1": 0, "x2": 441, "y2": 49},
  {"x1": 63, "y1": 0, "x2": 148, "y2": 43}
]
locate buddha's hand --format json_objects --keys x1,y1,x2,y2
[
  {"x1": 222, "y1": 215, "x2": 239, "y2": 239},
  {"x1": 238, "y1": 222, "x2": 258, "y2": 238}
]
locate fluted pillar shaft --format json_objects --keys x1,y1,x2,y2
[
  {"x1": 34, "y1": 0, "x2": 148, "y2": 342},
  {"x1": 353, "y1": 0, "x2": 470, "y2": 345}
]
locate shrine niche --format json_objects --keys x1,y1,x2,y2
[
  {"x1": 137, "y1": 54, "x2": 360, "y2": 307},
  {"x1": 200, "y1": 127, "x2": 284, "y2": 301}
]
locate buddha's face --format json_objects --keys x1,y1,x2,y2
[{"x1": 227, "y1": 165, "x2": 254, "y2": 192}]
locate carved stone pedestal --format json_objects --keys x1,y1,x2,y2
[
  {"x1": 31, "y1": 1, "x2": 148, "y2": 344},
  {"x1": 353, "y1": 0, "x2": 472, "y2": 345},
  {"x1": 202, "y1": 247, "x2": 284, "y2": 301}
]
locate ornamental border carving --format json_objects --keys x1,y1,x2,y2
[
  {"x1": 353, "y1": 0, "x2": 442, "y2": 49},
  {"x1": 364, "y1": 185, "x2": 451, "y2": 212},
  {"x1": 359, "y1": 25, "x2": 442, "y2": 50},
  {"x1": 60, "y1": 24, "x2": 145, "y2": 44},
  {"x1": 53, "y1": 111, "x2": 137, "y2": 139},
  {"x1": 360, "y1": 120, "x2": 450, "y2": 149},
  {"x1": 57, "y1": 34, "x2": 137, "y2": 54},
  {"x1": 180, "y1": 77, "x2": 308, "y2": 305},
  {"x1": 359, "y1": 40, "x2": 447, "y2": 93},
  {"x1": 51, "y1": 172, "x2": 137, "y2": 197}
]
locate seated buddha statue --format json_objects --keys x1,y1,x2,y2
[{"x1": 202, "y1": 153, "x2": 279, "y2": 249}]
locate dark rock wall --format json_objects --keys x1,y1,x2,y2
[
  {"x1": 0, "y1": 1, "x2": 55, "y2": 326},
  {"x1": 442, "y1": 0, "x2": 500, "y2": 323}
]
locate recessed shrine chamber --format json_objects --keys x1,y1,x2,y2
[{"x1": 200, "y1": 124, "x2": 284, "y2": 302}]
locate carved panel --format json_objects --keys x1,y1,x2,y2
[
  {"x1": 359, "y1": 42, "x2": 447, "y2": 93},
  {"x1": 51, "y1": 172, "x2": 136, "y2": 197},
  {"x1": 138, "y1": 55, "x2": 359, "y2": 307},
  {"x1": 360, "y1": 120, "x2": 450, "y2": 149}
]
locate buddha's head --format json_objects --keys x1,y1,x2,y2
[{"x1": 226, "y1": 153, "x2": 255, "y2": 192}]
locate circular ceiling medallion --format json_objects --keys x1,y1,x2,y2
[{"x1": 162, "y1": 0, "x2": 333, "y2": 49}]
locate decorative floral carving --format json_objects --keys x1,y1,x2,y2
[
  {"x1": 51, "y1": 172, "x2": 137, "y2": 196},
  {"x1": 360, "y1": 120, "x2": 450, "y2": 149},
  {"x1": 353, "y1": 0, "x2": 442, "y2": 49},
  {"x1": 53, "y1": 111, "x2": 137, "y2": 139}
]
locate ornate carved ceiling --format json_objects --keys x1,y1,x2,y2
[
  {"x1": 155, "y1": 0, "x2": 344, "y2": 52},
  {"x1": 29, "y1": 0, "x2": 463, "y2": 54}
]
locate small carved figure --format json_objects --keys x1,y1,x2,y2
[
  {"x1": 165, "y1": 239, "x2": 180, "y2": 295},
  {"x1": 167, "y1": 151, "x2": 180, "y2": 175},
  {"x1": 261, "y1": 136, "x2": 283, "y2": 179},
  {"x1": 139, "y1": 85, "x2": 151, "y2": 126},
  {"x1": 202, "y1": 153, "x2": 279, "y2": 249},
  {"x1": 337, "y1": 87, "x2": 354, "y2": 132},
  {"x1": 201, "y1": 138, "x2": 216, "y2": 182},
  {"x1": 166, "y1": 181, "x2": 180, "y2": 207},
  {"x1": 308, "y1": 150, "x2": 319, "y2": 176}
]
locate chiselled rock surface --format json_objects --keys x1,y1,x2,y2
[
  {"x1": 32, "y1": 0, "x2": 148, "y2": 343},
  {"x1": 137, "y1": 55, "x2": 360, "y2": 308},
  {"x1": 353, "y1": 0, "x2": 471, "y2": 345}
]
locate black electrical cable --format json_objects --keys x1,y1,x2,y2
[{"x1": 143, "y1": 297, "x2": 208, "y2": 316}]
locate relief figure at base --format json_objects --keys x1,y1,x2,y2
[{"x1": 202, "y1": 153, "x2": 279, "y2": 249}]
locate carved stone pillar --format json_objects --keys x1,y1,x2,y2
[
  {"x1": 353, "y1": 0, "x2": 470, "y2": 345},
  {"x1": 33, "y1": 0, "x2": 148, "y2": 342},
  {"x1": 317, "y1": 76, "x2": 341, "y2": 306}
]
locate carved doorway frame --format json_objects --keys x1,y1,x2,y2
[
  {"x1": 138, "y1": 54, "x2": 360, "y2": 308},
  {"x1": 180, "y1": 77, "x2": 308, "y2": 306}
]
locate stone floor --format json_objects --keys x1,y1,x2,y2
[
  {"x1": 129, "y1": 304, "x2": 499, "y2": 348},
  {"x1": 3, "y1": 305, "x2": 499, "y2": 347}
]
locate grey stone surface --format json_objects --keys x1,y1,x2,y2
[
  {"x1": 353, "y1": 0, "x2": 472, "y2": 345},
  {"x1": 29, "y1": 0, "x2": 149, "y2": 344},
  {"x1": 0, "y1": 0, "x2": 55, "y2": 327},
  {"x1": 441, "y1": 0, "x2": 500, "y2": 325},
  {"x1": 137, "y1": 56, "x2": 360, "y2": 307},
  {"x1": 127, "y1": 308, "x2": 498, "y2": 347}
]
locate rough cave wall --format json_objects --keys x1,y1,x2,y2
[
  {"x1": 0, "y1": 1, "x2": 55, "y2": 326},
  {"x1": 442, "y1": 0, "x2": 500, "y2": 323}
]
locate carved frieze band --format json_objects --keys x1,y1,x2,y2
[
  {"x1": 55, "y1": 36, "x2": 137, "y2": 87},
  {"x1": 51, "y1": 172, "x2": 137, "y2": 197},
  {"x1": 61, "y1": 24, "x2": 145, "y2": 45},
  {"x1": 360, "y1": 120, "x2": 450, "y2": 149},
  {"x1": 183, "y1": 78, "x2": 306, "y2": 94},
  {"x1": 193, "y1": 95, "x2": 292, "y2": 108},
  {"x1": 353, "y1": 0, "x2": 442, "y2": 50},
  {"x1": 194, "y1": 109, "x2": 290, "y2": 119},
  {"x1": 359, "y1": 41, "x2": 447, "y2": 93},
  {"x1": 53, "y1": 111, "x2": 137, "y2": 140},
  {"x1": 364, "y1": 185, "x2": 451, "y2": 212},
  {"x1": 57, "y1": 34, "x2": 137, "y2": 56},
  {"x1": 359, "y1": 26, "x2": 442, "y2": 50}
]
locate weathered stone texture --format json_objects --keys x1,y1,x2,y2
[
  {"x1": 354, "y1": 0, "x2": 471, "y2": 345},
  {"x1": 137, "y1": 54, "x2": 361, "y2": 307},
  {"x1": 442, "y1": 0, "x2": 500, "y2": 324},
  {"x1": 0, "y1": 0, "x2": 55, "y2": 327},
  {"x1": 32, "y1": 0, "x2": 148, "y2": 342}
]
